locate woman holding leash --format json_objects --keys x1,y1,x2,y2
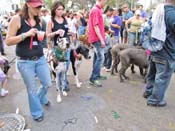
[{"x1": 5, "y1": 0, "x2": 52, "y2": 122}]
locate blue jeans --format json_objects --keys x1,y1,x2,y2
[
  {"x1": 145, "y1": 56, "x2": 174, "y2": 104},
  {"x1": 17, "y1": 56, "x2": 52, "y2": 119},
  {"x1": 104, "y1": 48, "x2": 112, "y2": 69},
  {"x1": 128, "y1": 32, "x2": 141, "y2": 46},
  {"x1": 111, "y1": 36, "x2": 119, "y2": 45},
  {"x1": 90, "y1": 41, "x2": 104, "y2": 81},
  {"x1": 78, "y1": 26, "x2": 85, "y2": 36},
  {"x1": 65, "y1": 48, "x2": 71, "y2": 89}
]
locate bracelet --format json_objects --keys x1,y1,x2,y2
[{"x1": 21, "y1": 33, "x2": 25, "y2": 41}]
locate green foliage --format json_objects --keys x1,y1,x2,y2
[
  {"x1": 43, "y1": 0, "x2": 52, "y2": 9},
  {"x1": 43, "y1": 0, "x2": 138, "y2": 10},
  {"x1": 106, "y1": 0, "x2": 116, "y2": 7}
]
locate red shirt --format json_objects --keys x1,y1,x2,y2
[{"x1": 88, "y1": 5, "x2": 105, "y2": 44}]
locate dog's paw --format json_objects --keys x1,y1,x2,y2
[
  {"x1": 111, "y1": 72, "x2": 115, "y2": 75},
  {"x1": 120, "y1": 79, "x2": 124, "y2": 82},
  {"x1": 62, "y1": 91, "x2": 68, "y2": 96},
  {"x1": 76, "y1": 82, "x2": 82, "y2": 88},
  {"x1": 125, "y1": 76, "x2": 129, "y2": 80},
  {"x1": 57, "y1": 94, "x2": 62, "y2": 103}
]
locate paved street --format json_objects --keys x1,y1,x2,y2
[{"x1": 1, "y1": 45, "x2": 175, "y2": 131}]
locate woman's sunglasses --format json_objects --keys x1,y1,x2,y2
[{"x1": 35, "y1": 5, "x2": 42, "y2": 9}]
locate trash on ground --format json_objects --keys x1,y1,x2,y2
[
  {"x1": 86, "y1": 86, "x2": 92, "y2": 89},
  {"x1": 23, "y1": 129, "x2": 31, "y2": 131},
  {"x1": 111, "y1": 111, "x2": 120, "y2": 119},
  {"x1": 128, "y1": 80, "x2": 137, "y2": 85},
  {"x1": 108, "y1": 89, "x2": 112, "y2": 93},
  {"x1": 168, "y1": 122, "x2": 175, "y2": 129},
  {"x1": 81, "y1": 95, "x2": 92, "y2": 101},
  {"x1": 151, "y1": 128, "x2": 157, "y2": 131},
  {"x1": 94, "y1": 116, "x2": 98, "y2": 123},
  {"x1": 16, "y1": 107, "x2": 19, "y2": 114},
  {"x1": 0, "y1": 120, "x2": 5, "y2": 128},
  {"x1": 61, "y1": 117, "x2": 78, "y2": 131}
]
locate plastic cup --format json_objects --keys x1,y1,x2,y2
[{"x1": 37, "y1": 31, "x2": 45, "y2": 42}]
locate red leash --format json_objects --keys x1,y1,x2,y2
[
  {"x1": 73, "y1": 50, "x2": 79, "y2": 59},
  {"x1": 27, "y1": 20, "x2": 33, "y2": 50}
]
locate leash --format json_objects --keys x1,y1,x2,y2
[
  {"x1": 8, "y1": 57, "x2": 16, "y2": 65},
  {"x1": 27, "y1": 20, "x2": 34, "y2": 50},
  {"x1": 73, "y1": 50, "x2": 80, "y2": 60}
]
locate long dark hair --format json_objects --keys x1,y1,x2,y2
[
  {"x1": 51, "y1": 1, "x2": 65, "y2": 21},
  {"x1": 21, "y1": 3, "x2": 40, "y2": 23}
]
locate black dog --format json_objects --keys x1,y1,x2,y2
[{"x1": 70, "y1": 44, "x2": 91, "y2": 88}]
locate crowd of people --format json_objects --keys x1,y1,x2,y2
[{"x1": 0, "y1": 0, "x2": 175, "y2": 122}]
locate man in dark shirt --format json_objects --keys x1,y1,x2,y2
[{"x1": 143, "y1": 0, "x2": 175, "y2": 107}]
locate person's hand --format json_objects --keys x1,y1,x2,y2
[
  {"x1": 55, "y1": 29, "x2": 65, "y2": 37},
  {"x1": 100, "y1": 40, "x2": 105, "y2": 48},
  {"x1": 127, "y1": 28, "x2": 130, "y2": 32},
  {"x1": 110, "y1": 30, "x2": 114, "y2": 35},
  {"x1": 26, "y1": 28, "x2": 38, "y2": 37}
]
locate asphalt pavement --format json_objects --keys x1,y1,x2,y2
[{"x1": 1, "y1": 45, "x2": 175, "y2": 131}]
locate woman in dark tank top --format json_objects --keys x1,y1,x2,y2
[
  {"x1": 46, "y1": 1, "x2": 69, "y2": 47},
  {"x1": 46, "y1": 1, "x2": 70, "y2": 103},
  {"x1": 5, "y1": 0, "x2": 52, "y2": 122}
]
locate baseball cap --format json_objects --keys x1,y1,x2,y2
[
  {"x1": 135, "y1": 10, "x2": 141, "y2": 15},
  {"x1": 26, "y1": 0, "x2": 43, "y2": 8}
]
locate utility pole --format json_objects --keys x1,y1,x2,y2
[
  {"x1": 150, "y1": 0, "x2": 152, "y2": 8},
  {"x1": 130, "y1": 0, "x2": 133, "y2": 9}
]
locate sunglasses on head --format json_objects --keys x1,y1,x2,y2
[{"x1": 35, "y1": 5, "x2": 42, "y2": 9}]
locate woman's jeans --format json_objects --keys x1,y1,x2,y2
[
  {"x1": 90, "y1": 41, "x2": 104, "y2": 81},
  {"x1": 17, "y1": 56, "x2": 52, "y2": 119},
  {"x1": 144, "y1": 56, "x2": 174, "y2": 104},
  {"x1": 128, "y1": 32, "x2": 141, "y2": 46}
]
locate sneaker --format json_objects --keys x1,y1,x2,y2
[
  {"x1": 62, "y1": 90, "x2": 68, "y2": 96},
  {"x1": 143, "y1": 91, "x2": 151, "y2": 98},
  {"x1": 89, "y1": 79, "x2": 102, "y2": 87},
  {"x1": 97, "y1": 75, "x2": 107, "y2": 80},
  {"x1": 147, "y1": 100, "x2": 167, "y2": 107},
  {"x1": 57, "y1": 94, "x2": 62, "y2": 103},
  {"x1": 102, "y1": 67, "x2": 106, "y2": 70},
  {"x1": 105, "y1": 68, "x2": 111, "y2": 72},
  {"x1": 1, "y1": 53, "x2": 7, "y2": 56},
  {"x1": 44, "y1": 101, "x2": 51, "y2": 106},
  {"x1": 0, "y1": 89, "x2": 8, "y2": 97},
  {"x1": 34, "y1": 115, "x2": 44, "y2": 122}
]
